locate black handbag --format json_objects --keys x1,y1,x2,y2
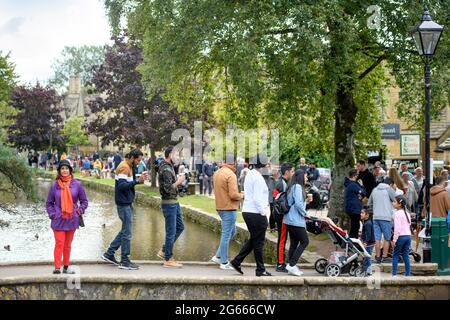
[{"x1": 79, "y1": 214, "x2": 85, "y2": 227}]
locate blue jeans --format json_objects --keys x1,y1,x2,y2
[
  {"x1": 363, "y1": 245, "x2": 374, "y2": 274},
  {"x1": 107, "y1": 205, "x2": 133, "y2": 262},
  {"x1": 203, "y1": 176, "x2": 212, "y2": 195},
  {"x1": 215, "y1": 211, "x2": 237, "y2": 264},
  {"x1": 162, "y1": 203, "x2": 185, "y2": 260},
  {"x1": 392, "y1": 235, "x2": 411, "y2": 276}
]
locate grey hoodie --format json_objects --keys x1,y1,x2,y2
[{"x1": 368, "y1": 183, "x2": 396, "y2": 221}]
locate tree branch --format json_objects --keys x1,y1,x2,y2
[
  {"x1": 358, "y1": 55, "x2": 386, "y2": 80},
  {"x1": 265, "y1": 28, "x2": 299, "y2": 35}
]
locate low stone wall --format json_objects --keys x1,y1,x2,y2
[{"x1": 1, "y1": 274, "x2": 449, "y2": 300}]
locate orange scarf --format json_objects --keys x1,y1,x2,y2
[{"x1": 57, "y1": 175, "x2": 73, "y2": 219}]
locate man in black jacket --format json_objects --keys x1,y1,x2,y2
[
  {"x1": 357, "y1": 159, "x2": 376, "y2": 198},
  {"x1": 157, "y1": 147, "x2": 186, "y2": 268}
]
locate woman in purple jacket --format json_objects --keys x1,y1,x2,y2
[{"x1": 46, "y1": 160, "x2": 88, "y2": 274}]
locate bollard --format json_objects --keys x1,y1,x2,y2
[{"x1": 430, "y1": 218, "x2": 450, "y2": 275}]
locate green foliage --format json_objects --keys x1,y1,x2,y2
[
  {"x1": 49, "y1": 45, "x2": 105, "y2": 90},
  {"x1": 62, "y1": 116, "x2": 90, "y2": 148},
  {"x1": 0, "y1": 52, "x2": 17, "y2": 142},
  {"x1": 0, "y1": 142, "x2": 37, "y2": 202}
]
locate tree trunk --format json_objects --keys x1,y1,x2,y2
[
  {"x1": 328, "y1": 84, "x2": 357, "y2": 229},
  {"x1": 150, "y1": 148, "x2": 156, "y2": 188}
]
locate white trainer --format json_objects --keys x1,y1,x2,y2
[
  {"x1": 286, "y1": 265, "x2": 304, "y2": 277},
  {"x1": 211, "y1": 256, "x2": 221, "y2": 264},
  {"x1": 220, "y1": 263, "x2": 234, "y2": 270}
]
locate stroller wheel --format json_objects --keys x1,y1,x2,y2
[
  {"x1": 314, "y1": 258, "x2": 328, "y2": 274},
  {"x1": 325, "y1": 263, "x2": 341, "y2": 277}
]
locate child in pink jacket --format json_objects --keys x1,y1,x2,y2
[{"x1": 392, "y1": 195, "x2": 412, "y2": 277}]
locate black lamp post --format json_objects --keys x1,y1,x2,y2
[{"x1": 411, "y1": 7, "x2": 444, "y2": 263}]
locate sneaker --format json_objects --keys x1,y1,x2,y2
[
  {"x1": 118, "y1": 261, "x2": 140, "y2": 270},
  {"x1": 210, "y1": 256, "x2": 221, "y2": 265},
  {"x1": 392, "y1": 275, "x2": 398, "y2": 278},
  {"x1": 229, "y1": 260, "x2": 244, "y2": 275},
  {"x1": 53, "y1": 269, "x2": 61, "y2": 274},
  {"x1": 382, "y1": 257, "x2": 392, "y2": 263},
  {"x1": 256, "y1": 271, "x2": 273, "y2": 277},
  {"x1": 374, "y1": 256, "x2": 382, "y2": 264},
  {"x1": 101, "y1": 253, "x2": 119, "y2": 266},
  {"x1": 163, "y1": 258, "x2": 183, "y2": 268},
  {"x1": 275, "y1": 264, "x2": 288, "y2": 273},
  {"x1": 63, "y1": 266, "x2": 75, "y2": 274},
  {"x1": 220, "y1": 263, "x2": 234, "y2": 270},
  {"x1": 157, "y1": 250, "x2": 165, "y2": 260},
  {"x1": 286, "y1": 265, "x2": 304, "y2": 277}
]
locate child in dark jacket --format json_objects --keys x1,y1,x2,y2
[{"x1": 360, "y1": 208, "x2": 375, "y2": 275}]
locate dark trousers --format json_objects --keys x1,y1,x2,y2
[
  {"x1": 269, "y1": 203, "x2": 276, "y2": 230},
  {"x1": 275, "y1": 213, "x2": 288, "y2": 265},
  {"x1": 286, "y1": 225, "x2": 309, "y2": 267},
  {"x1": 349, "y1": 214, "x2": 361, "y2": 239},
  {"x1": 232, "y1": 212, "x2": 268, "y2": 273}
]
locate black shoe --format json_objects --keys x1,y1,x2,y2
[
  {"x1": 63, "y1": 266, "x2": 75, "y2": 274},
  {"x1": 275, "y1": 264, "x2": 288, "y2": 273},
  {"x1": 230, "y1": 260, "x2": 243, "y2": 275},
  {"x1": 101, "y1": 253, "x2": 119, "y2": 266},
  {"x1": 118, "y1": 261, "x2": 140, "y2": 270},
  {"x1": 375, "y1": 256, "x2": 382, "y2": 264},
  {"x1": 53, "y1": 269, "x2": 61, "y2": 274},
  {"x1": 256, "y1": 271, "x2": 272, "y2": 277}
]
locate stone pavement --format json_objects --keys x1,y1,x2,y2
[{"x1": 0, "y1": 261, "x2": 437, "y2": 280}]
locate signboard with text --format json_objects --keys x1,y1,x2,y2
[
  {"x1": 400, "y1": 134, "x2": 421, "y2": 156},
  {"x1": 381, "y1": 124, "x2": 400, "y2": 139}
]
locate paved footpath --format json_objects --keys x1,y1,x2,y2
[{"x1": 0, "y1": 261, "x2": 425, "y2": 280}]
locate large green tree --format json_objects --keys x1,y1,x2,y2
[
  {"x1": 0, "y1": 52, "x2": 36, "y2": 213},
  {"x1": 105, "y1": 1, "x2": 449, "y2": 222},
  {"x1": 0, "y1": 52, "x2": 17, "y2": 142},
  {"x1": 49, "y1": 45, "x2": 105, "y2": 90}
]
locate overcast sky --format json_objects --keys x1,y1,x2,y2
[{"x1": 0, "y1": 0, "x2": 111, "y2": 84}]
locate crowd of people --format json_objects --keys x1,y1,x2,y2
[
  {"x1": 344, "y1": 159, "x2": 450, "y2": 277},
  {"x1": 43, "y1": 147, "x2": 449, "y2": 277}
]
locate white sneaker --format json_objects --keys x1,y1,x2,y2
[
  {"x1": 211, "y1": 256, "x2": 221, "y2": 264},
  {"x1": 286, "y1": 265, "x2": 304, "y2": 277},
  {"x1": 220, "y1": 263, "x2": 234, "y2": 270}
]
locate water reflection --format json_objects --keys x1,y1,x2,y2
[{"x1": 0, "y1": 179, "x2": 253, "y2": 263}]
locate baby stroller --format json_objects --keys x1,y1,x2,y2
[
  {"x1": 306, "y1": 216, "x2": 371, "y2": 277},
  {"x1": 177, "y1": 165, "x2": 191, "y2": 197}
]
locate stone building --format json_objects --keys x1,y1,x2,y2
[
  {"x1": 59, "y1": 76, "x2": 103, "y2": 154},
  {"x1": 381, "y1": 84, "x2": 449, "y2": 169}
]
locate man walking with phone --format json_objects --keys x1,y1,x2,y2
[
  {"x1": 102, "y1": 149, "x2": 148, "y2": 270},
  {"x1": 157, "y1": 147, "x2": 186, "y2": 268}
]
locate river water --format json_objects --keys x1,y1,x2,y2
[{"x1": 0, "y1": 179, "x2": 251, "y2": 263}]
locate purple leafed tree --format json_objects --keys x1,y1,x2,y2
[
  {"x1": 87, "y1": 35, "x2": 194, "y2": 186},
  {"x1": 8, "y1": 83, "x2": 63, "y2": 151}
]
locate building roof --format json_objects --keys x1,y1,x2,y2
[{"x1": 431, "y1": 108, "x2": 449, "y2": 139}]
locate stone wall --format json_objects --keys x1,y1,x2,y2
[{"x1": 1, "y1": 275, "x2": 449, "y2": 300}]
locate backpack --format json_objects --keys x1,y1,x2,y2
[{"x1": 274, "y1": 182, "x2": 292, "y2": 215}]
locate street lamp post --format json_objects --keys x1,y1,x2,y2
[{"x1": 411, "y1": 7, "x2": 444, "y2": 263}]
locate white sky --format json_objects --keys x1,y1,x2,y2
[{"x1": 0, "y1": 0, "x2": 111, "y2": 84}]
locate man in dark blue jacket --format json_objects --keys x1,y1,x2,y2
[
  {"x1": 344, "y1": 168, "x2": 366, "y2": 238},
  {"x1": 102, "y1": 149, "x2": 147, "y2": 270}
]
